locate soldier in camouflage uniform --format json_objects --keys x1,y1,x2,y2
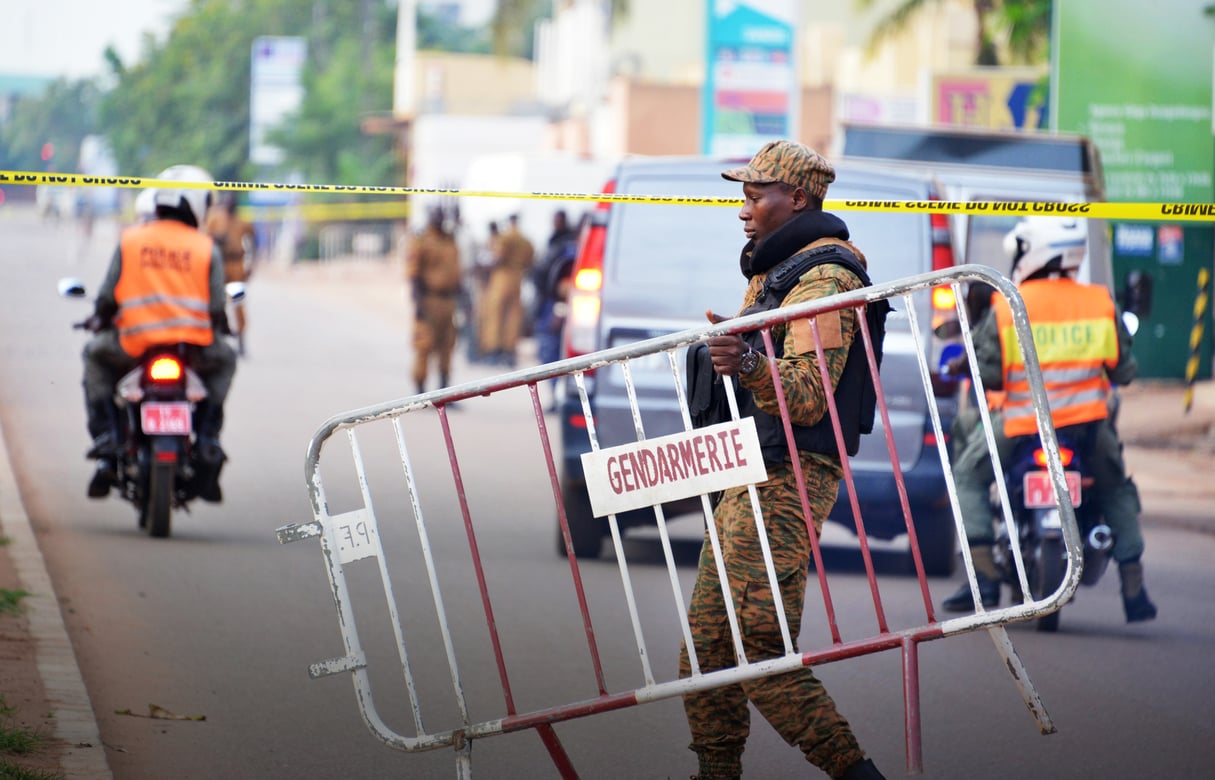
[
  {"x1": 479, "y1": 213, "x2": 535, "y2": 367},
  {"x1": 407, "y1": 207, "x2": 463, "y2": 394},
  {"x1": 680, "y1": 141, "x2": 885, "y2": 780}
]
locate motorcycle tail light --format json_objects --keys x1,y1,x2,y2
[
  {"x1": 1033, "y1": 447, "x2": 1074, "y2": 468},
  {"x1": 148, "y1": 356, "x2": 184, "y2": 383}
]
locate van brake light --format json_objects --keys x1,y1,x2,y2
[
  {"x1": 573, "y1": 267, "x2": 603, "y2": 291},
  {"x1": 929, "y1": 203, "x2": 953, "y2": 271},
  {"x1": 563, "y1": 179, "x2": 613, "y2": 364},
  {"x1": 928, "y1": 196, "x2": 959, "y2": 398},
  {"x1": 932, "y1": 285, "x2": 956, "y2": 311}
]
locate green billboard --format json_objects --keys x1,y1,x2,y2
[
  {"x1": 1052, "y1": 0, "x2": 1213, "y2": 204},
  {"x1": 1052, "y1": 0, "x2": 1214, "y2": 379}
]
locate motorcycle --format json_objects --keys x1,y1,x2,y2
[
  {"x1": 59, "y1": 277, "x2": 244, "y2": 537},
  {"x1": 993, "y1": 423, "x2": 1114, "y2": 632}
]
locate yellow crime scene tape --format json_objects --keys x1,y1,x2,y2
[
  {"x1": 245, "y1": 200, "x2": 411, "y2": 221},
  {"x1": 4, "y1": 169, "x2": 1215, "y2": 222}
]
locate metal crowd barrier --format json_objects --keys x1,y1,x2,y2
[{"x1": 275, "y1": 264, "x2": 1083, "y2": 778}]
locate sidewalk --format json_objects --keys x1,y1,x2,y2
[
  {"x1": 1117, "y1": 378, "x2": 1215, "y2": 536},
  {"x1": 0, "y1": 418, "x2": 112, "y2": 779}
]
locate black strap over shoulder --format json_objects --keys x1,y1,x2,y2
[
  {"x1": 746, "y1": 240, "x2": 893, "y2": 456},
  {"x1": 756, "y1": 242, "x2": 871, "y2": 309},
  {"x1": 685, "y1": 238, "x2": 895, "y2": 460}
]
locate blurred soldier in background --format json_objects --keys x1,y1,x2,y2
[
  {"x1": 407, "y1": 206, "x2": 463, "y2": 394},
  {"x1": 479, "y1": 214, "x2": 534, "y2": 367},
  {"x1": 467, "y1": 220, "x2": 500, "y2": 364},
  {"x1": 204, "y1": 194, "x2": 256, "y2": 354},
  {"x1": 532, "y1": 209, "x2": 581, "y2": 407}
]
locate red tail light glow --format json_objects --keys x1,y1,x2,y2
[
  {"x1": 148, "y1": 356, "x2": 184, "y2": 382},
  {"x1": 573, "y1": 267, "x2": 603, "y2": 292},
  {"x1": 930, "y1": 206, "x2": 953, "y2": 271},
  {"x1": 1034, "y1": 447, "x2": 1075, "y2": 468},
  {"x1": 929, "y1": 203, "x2": 956, "y2": 315},
  {"x1": 563, "y1": 179, "x2": 614, "y2": 365}
]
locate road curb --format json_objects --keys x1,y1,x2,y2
[{"x1": 0, "y1": 418, "x2": 113, "y2": 780}]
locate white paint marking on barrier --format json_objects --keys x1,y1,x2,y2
[
  {"x1": 581, "y1": 417, "x2": 768, "y2": 518},
  {"x1": 326, "y1": 508, "x2": 380, "y2": 564}
]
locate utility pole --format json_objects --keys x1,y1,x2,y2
[{"x1": 394, "y1": 0, "x2": 417, "y2": 120}]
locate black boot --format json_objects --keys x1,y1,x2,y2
[
  {"x1": 193, "y1": 401, "x2": 226, "y2": 503},
  {"x1": 943, "y1": 546, "x2": 1001, "y2": 612},
  {"x1": 1119, "y1": 560, "x2": 1158, "y2": 623},
  {"x1": 943, "y1": 572, "x2": 1001, "y2": 611},
  {"x1": 88, "y1": 455, "x2": 117, "y2": 498},
  {"x1": 840, "y1": 758, "x2": 887, "y2": 780},
  {"x1": 84, "y1": 403, "x2": 120, "y2": 499},
  {"x1": 691, "y1": 750, "x2": 741, "y2": 780}
]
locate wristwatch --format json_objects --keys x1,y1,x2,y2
[{"x1": 738, "y1": 347, "x2": 762, "y2": 376}]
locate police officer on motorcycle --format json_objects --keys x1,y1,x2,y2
[
  {"x1": 943, "y1": 216, "x2": 1157, "y2": 623},
  {"x1": 81, "y1": 165, "x2": 237, "y2": 502}
]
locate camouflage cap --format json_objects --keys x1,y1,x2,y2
[{"x1": 721, "y1": 140, "x2": 836, "y2": 199}]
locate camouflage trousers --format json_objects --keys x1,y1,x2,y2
[
  {"x1": 679, "y1": 456, "x2": 865, "y2": 779},
  {"x1": 412, "y1": 294, "x2": 458, "y2": 387}
]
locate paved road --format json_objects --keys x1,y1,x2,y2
[{"x1": 1, "y1": 208, "x2": 1213, "y2": 779}]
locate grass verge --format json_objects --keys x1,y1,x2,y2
[{"x1": 0, "y1": 695, "x2": 62, "y2": 780}]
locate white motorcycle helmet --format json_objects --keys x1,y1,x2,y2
[
  {"x1": 1004, "y1": 216, "x2": 1087, "y2": 285},
  {"x1": 133, "y1": 187, "x2": 157, "y2": 222},
  {"x1": 151, "y1": 164, "x2": 214, "y2": 227}
]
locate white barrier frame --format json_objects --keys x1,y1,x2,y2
[{"x1": 276, "y1": 264, "x2": 1083, "y2": 777}]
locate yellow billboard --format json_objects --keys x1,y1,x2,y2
[{"x1": 931, "y1": 67, "x2": 1049, "y2": 130}]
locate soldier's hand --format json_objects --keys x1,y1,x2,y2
[{"x1": 705, "y1": 310, "x2": 747, "y2": 376}]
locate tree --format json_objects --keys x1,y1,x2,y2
[
  {"x1": 98, "y1": 0, "x2": 303, "y2": 181},
  {"x1": 490, "y1": 0, "x2": 630, "y2": 58},
  {"x1": 96, "y1": 0, "x2": 401, "y2": 186},
  {"x1": 267, "y1": 34, "x2": 399, "y2": 184},
  {"x1": 854, "y1": 0, "x2": 1051, "y2": 67},
  {"x1": 999, "y1": 0, "x2": 1051, "y2": 63},
  {"x1": 0, "y1": 79, "x2": 101, "y2": 173},
  {"x1": 418, "y1": 8, "x2": 492, "y2": 53}
]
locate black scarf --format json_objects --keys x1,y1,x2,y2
[{"x1": 739, "y1": 210, "x2": 850, "y2": 278}]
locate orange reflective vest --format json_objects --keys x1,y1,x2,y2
[
  {"x1": 993, "y1": 278, "x2": 1118, "y2": 437},
  {"x1": 114, "y1": 221, "x2": 215, "y2": 358}
]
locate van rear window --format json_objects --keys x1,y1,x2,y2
[
  {"x1": 609, "y1": 175, "x2": 743, "y2": 288},
  {"x1": 844, "y1": 124, "x2": 1096, "y2": 175},
  {"x1": 608, "y1": 172, "x2": 929, "y2": 290}
]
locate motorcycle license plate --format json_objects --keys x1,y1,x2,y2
[
  {"x1": 141, "y1": 402, "x2": 192, "y2": 435},
  {"x1": 1023, "y1": 470, "x2": 1082, "y2": 509}
]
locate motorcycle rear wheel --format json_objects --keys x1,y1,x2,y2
[
  {"x1": 1032, "y1": 537, "x2": 1066, "y2": 632},
  {"x1": 143, "y1": 459, "x2": 174, "y2": 538}
]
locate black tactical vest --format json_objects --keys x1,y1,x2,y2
[{"x1": 687, "y1": 243, "x2": 891, "y2": 464}]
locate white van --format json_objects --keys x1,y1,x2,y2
[
  {"x1": 555, "y1": 154, "x2": 964, "y2": 574},
  {"x1": 840, "y1": 122, "x2": 1114, "y2": 289}
]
